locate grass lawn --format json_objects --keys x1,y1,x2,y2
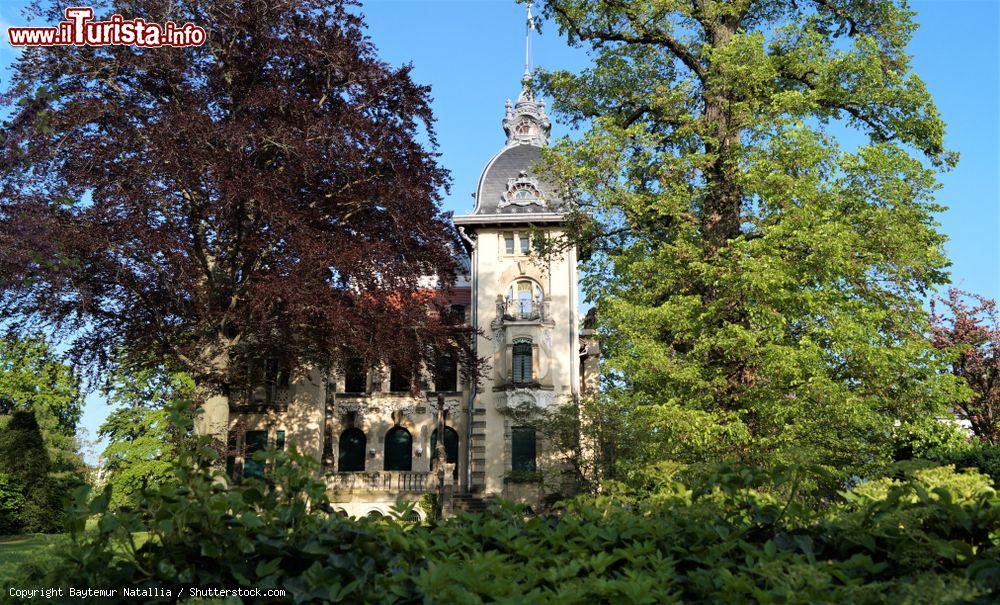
[
  {"x1": 0, "y1": 518, "x2": 147, "y2": 585},
  {"x1": 0, "y1": 533, "x2": 68, "y2": 584}
]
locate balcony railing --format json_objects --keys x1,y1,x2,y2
[
  {"x1": 498, "y1": 297, "x2": 550, "y2": 322},
  {"x1": 229, "y1": 386, "x2": 288, "y2": 413},
  {"x1": 327, "y1": 471, "x2": 431, "y2": 492}
]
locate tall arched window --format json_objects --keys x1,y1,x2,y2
[
  {"x1": 506, "y1": 279, "x2": 543, "y2": 319},
  {"x1": 512, "y1": 339, "x2": 533, "y2": 385},
  {"x1": 430, "y1": 426, "x2": 460, "y2": 479},
  {"x1": 338, "y1": 428, "x2": 366, "y2": 472},
  {"x1": 384, "y1": 426, "x2": 413, "y2": 471}
]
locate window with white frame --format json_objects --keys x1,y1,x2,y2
[{"x1": 504, "y1": 233, "x2": 515, "y2": 255}]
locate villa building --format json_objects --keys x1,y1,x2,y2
[{"x1": 220, "y1": 62, "x2": 596, "y2": 517}]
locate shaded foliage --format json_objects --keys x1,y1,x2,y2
[
  {"x1": 0, "y1": 335, "x2": 84, "y2": 477},
  {"x1": 0, "y1": 0, "x2": 476, "y2": 401},
  {"x1": 8, "y1": 417, "x2": 999, "y2": 603}
]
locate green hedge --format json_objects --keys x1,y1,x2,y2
[{"x1": 7, "y1": 440, "x2": 998, "y2": 604}]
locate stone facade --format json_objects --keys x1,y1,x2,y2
[{"x1": 222, "y1": 76, "x2": 594, "y2": 517}]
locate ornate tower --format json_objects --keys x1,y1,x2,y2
[{"x1": 453, "y1": 4, "x2": 580, "y2": 500}]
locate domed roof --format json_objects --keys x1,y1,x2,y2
[
  {"x1": 454, "y1": 80, "x2": 567, "y2": 227},
  {"x1": 471, "y1": 144, "x2": 562, "y2": 217}
]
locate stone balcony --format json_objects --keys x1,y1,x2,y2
[{"x1": 325, "y1": 465, "x2": 455, "y2": 494}]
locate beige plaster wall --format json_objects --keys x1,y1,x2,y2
[{"x1": 472, "y1": 227, "x2": 578, "y2": 496}]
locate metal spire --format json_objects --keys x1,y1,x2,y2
[{"x1": 524, "y1": 1, "x2": 534, "y2": 81}]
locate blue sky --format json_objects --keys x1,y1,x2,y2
[{"x1": 1, "y1": 1, "x2": 997, "y2": 460}]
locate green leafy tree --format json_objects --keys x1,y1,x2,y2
[
  {"x1": 98, "y1": 368, "x2": 193, "y2": 509},
  {"x1": 533, "y1": 0, "x2": 968, "y2": 481},
  {"x1": 0, "y1": 335, "x2": 85, "y2": 489}
]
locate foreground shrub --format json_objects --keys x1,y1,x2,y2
[
  {"x1": 897, "y1": 415, "x2": 1000, "y2": 484},
  {"x1": 8, "y1": 441, "x2": 1000, "y2": 604}
]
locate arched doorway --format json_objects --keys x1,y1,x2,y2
[
  {"x1": 430, "y1": 426, "x2": 459, "y2": 480},
  {"x1": 384, "y1": 426, "x2": 412, "y2": 471},
  {"x1": 338, "y1": 427, "x2": 366, "y2": 472}
]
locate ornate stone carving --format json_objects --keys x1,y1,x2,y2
[
  {"x1": 335, "y1": 398, "x2": 371, "y2": 418},
  {"x1": 502, "y1": 81, "x2": 551, "y2": 148},
  {"x1": 384, "y1": 399, "x2": 417, "y2": 419},
  {"x1": 430, "y1": 398, "x2": 461, "y2": 415},
  {"x1": 499, "y1": 171, "x2": 546, "y2": 210},
  {"x1": 495, "y1": 388, "x2": 555, "y2": 414}
]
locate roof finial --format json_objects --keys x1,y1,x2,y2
[{"x1": 524, "y1": 1, "x2": 534, "y2": 81}]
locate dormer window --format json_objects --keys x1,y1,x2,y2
[
  {"x1": 500, "y1": 173, "x2": 546, "y2": 209},
  {"x1": 515, "y1": 120, "x2": 535, "y2": 136},
  {"x1": 511, "y1": 184, "x2": 536, "y2": 201}
]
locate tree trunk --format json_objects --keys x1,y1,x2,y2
[
  {"x1": 194, "y1": 338, "x2": 233, "y2": 453},
  {"x1": 700, "y1": 18, "x2": 742, "y2": 258}
]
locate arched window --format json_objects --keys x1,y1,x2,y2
[
  {"x1": 515, "y1": 120, "x2": 535, "y2": 136},
  {"x1": 384, "y1": 426, "x2": 413, "y2": 471},
  {"x1": 506, "y1": 279, "x2": 543, "y2": 319},
  {"x1": 430, "y1": 426, "x2": 460, "y2": 479},
  {"x1": 512, "y1": 339, "x2": 533, "y2": 385},
  {"x1": 338, "y1": 427, "x2": 366, "y2": 472}
]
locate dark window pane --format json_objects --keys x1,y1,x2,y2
[
  {"x1": 226, "y1": 431, "x2": 240, "y2": 481},
  {"x1": 511, "y1": 426, "x2": 536, "y2": 472},
  {"x1": 338, "y1": 428, "x2": 366, "y2": 472},
  {"x1": 276, "y1": 430, "x2": 285, "y2": 451},
  {"x1": 434, "y1": 352, "x2": 458, "y2": 392},
  {"x1": 344, "y1": 357, "x2": 366, "y2": 393},
  {"x1": 512, "y1": 342, "x2": 532, "y2": 384},
  {"x1": 447, "y1": 305, "x2": 466, "y2": 323},
  {"x1": 244, "y1": 430, "x2": 268, "y2": 480},
  {"x1": 384, "y1": 427, "x2": 412, "y2": 471},
  {"x1": 265, "y1": 359, "x2": 290, "y2": 388},
  {"x1": 389, "y1": 365, "x2": 411, "y2": 393},
  {"x1": 431, "y1": 426, "x2": 460, "y2": 479}
]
